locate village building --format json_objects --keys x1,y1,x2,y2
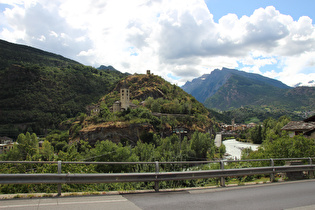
[
  {"x1": 220, "y1": 119, "x2": 248, "y2": 132},
  {"x1": 0, "y1": 137, "x2": 14, "y2": 154},
  {"x1": 281, "y1": 115, "x2": 315, "y2": 139},
  {"x1": 86, "y1": 104, "x2": 100, "y2": 116}
]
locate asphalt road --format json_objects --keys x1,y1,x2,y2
[{"x1": 1, "y1": 180, "x2": 315, "y2": 210}]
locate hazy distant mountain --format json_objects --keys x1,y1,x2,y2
[
  {"x1": 97, "y1": 65, "x2": 131, "y2": 75},
  {"x1": 182, "y1": 67, "x2": 290, "y2": 103},
  {"x1": 182, "y1": 67, "x2": 315, "y2": 111},
  {"x1": 97, "y1": 65, "x2": 119, "y2": 71},
  {"x1": 294, "y1": 80, "x2": 315, "y2": 87}
]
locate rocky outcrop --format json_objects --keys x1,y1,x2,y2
[{"x1": 79, "y1": 122, "x2": 155, "y2": 146}]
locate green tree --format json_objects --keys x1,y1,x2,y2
[
  {"x1": 133, "y1": 141, "x2": 157, "y2": 162},
  {"x1": 99, "y1": 102, "x2": 112, "y2": 119},
  {"x1": 57, "y1": 143, "x2": 82, "y2": 161},
  {"x1": 3, "y1": 143, "x2": 22, "y2": 160},
  {"x1": 89, "y1": 140, "x2": 137, "y2": 173},
  {"x1": 250, "y1": 125, "x2": 263, "y2": 144},
  {"x1": 218, "y1": 144, "x2": 226, "y2": 158},
  {"x1": 17, "y1": 132, "x2": 39, "y2": 160},
  {"x1": 262, "y1": 116, "x2": 290, "y2": 143},
  {"x1": 39, "y1": 140, "x2": 55, "y2": 161},
  {"x1": 3, "y1": 132, "x2": 39, "y2": 160},
  {"x1": 156, "y1": 135, "x2": 178, "y2": 161},
  {"x1": 151, "y1": 100, "x2": 161, "y2": 113},
  {"x1": 263, "y1": 134, "x2": 315, "y2": 158},
  {"x1": 244, "y1": 133, "x2": 315, "y2": 160},
  {"x1": 144, "y1": 97, "x2": 154, "y2": 109},
  {"x1": 190, "y1": 132, "x2": 214, "y2": 160}
]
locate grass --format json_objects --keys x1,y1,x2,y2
[
  {"x1": 13, "y1": 194, "x2": 22, "y2": 199},
  {"x1": 226, "y1": 176, "x2": 271, "y2": 185}
]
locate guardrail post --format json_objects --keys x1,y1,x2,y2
[
  {"x1": 309, "y1": 157, "x2": 314, "y2": 179},
  {"x1": 155, "y1": 161, "x2": 159, "y2": 192},
  {"x1": 220, "y1": 160, "x2": 225, "y2": 187},
  {"x1": 270, "y1": 158, "x2": 275, "y2": 182},
  {"x1": 57, "y1": 161, "x2": 62, "y2": 196}
]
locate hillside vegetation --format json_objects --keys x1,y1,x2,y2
[
  {"x1": 102, "y1": 74, "x2": 209, "y2": 114},
  {"x1": 73, "y1": 73, "x2": 217, "y2": 145},
  {"x1": 0, "y1": 39, "x2": 127, "y2": 137}
]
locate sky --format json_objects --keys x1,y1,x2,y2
[{"x1": 0, "y1": 0, "x2": 315, "y2": 87}]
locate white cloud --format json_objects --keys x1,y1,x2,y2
[
  {"x1": 0, "y1": 1, "x2": 314, "y2": 86},
  {"x1": 278, "y1": 52, "x2": 315, "y2": 86}
]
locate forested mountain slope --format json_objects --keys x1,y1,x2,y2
[{"x1": 0, "y1": 39, "x2": 127, "y2": 137}]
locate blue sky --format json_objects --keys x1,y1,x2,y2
[
  {"x1": 205, "y1": 0, "x2": 315, "y2": 22},
  {"x1": 0, "y1": 0, "x2": 314, "y2": 87},
  {"x1": 205, "y1": 0, "x2": 315, "y2": 85}
]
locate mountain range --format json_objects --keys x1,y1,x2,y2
[
  {"x1": 1, "y1": 38, "x2": 314, "y2": 136},
  {"x1": 182, "y1": 67, "x2": 315, "y2": 117}
]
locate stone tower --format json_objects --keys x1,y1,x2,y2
[{"x1": 120, "y1": 79, "x2": 130, "y2": 110}]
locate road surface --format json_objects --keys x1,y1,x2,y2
[{"x1": 1, "y1": 180, "x2": 315, "y2": 209}]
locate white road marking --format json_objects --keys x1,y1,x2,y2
[
  {"x1": 286, "y1": 205, "x2": 315, "y2": 210},
  {"x1": 0, "y1": 199, "x2": 128, "y2": 208}
]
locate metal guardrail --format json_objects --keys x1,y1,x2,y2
[{"x1": 0, "y1": 158, "x2": 314, "y2": 195}]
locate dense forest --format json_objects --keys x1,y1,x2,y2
[{"x1": 0, "y1": 39, "x2": 128, "y2": 137}]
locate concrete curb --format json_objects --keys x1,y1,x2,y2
[{"x1": 0, "y1": 181, "x2": 274, "y2": 200}]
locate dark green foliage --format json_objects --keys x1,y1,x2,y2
[
  {"x1": 1, "y1": 131, "x2": 218, "y2": 164},
  {"x1": 0, "y1": 130, "x2": 233, "y2": 194},
  {"x1": 242, "y1": 116, "x2": 315, "y2": 159},
  {"x1": 250, "y1": 125, "x2": 263, "y2": 144},
  {"x1": 99, "y1": 102, "x2": 112, "y2": 119},
  {"x1": 0, "y1": 39, "x2": 80, "y2": 67},
  {"x1": 217, "y1": 144, "x2": 226, "y2": 158},
  {"x1": 89, "y1": 140, "x2": 138, "y2": 173},
  {"x1": 39, "y1": 140, "x2": 54, "y2": 161},
  {"x1": 190, "y1": 132, "x2": 213, "y2": 160},
  {"x1": 0, "y1": 39, "x2": 127, "y2": 137},
  {"x1": 2, "y1": 132, "x2": 38, "y2": 161},
  {"x1": 238, "y1": 116, "x2": 291, "y2": 144},
  {"x1": 244, "y1": 134, "x2": 315, "y2": 159}
]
